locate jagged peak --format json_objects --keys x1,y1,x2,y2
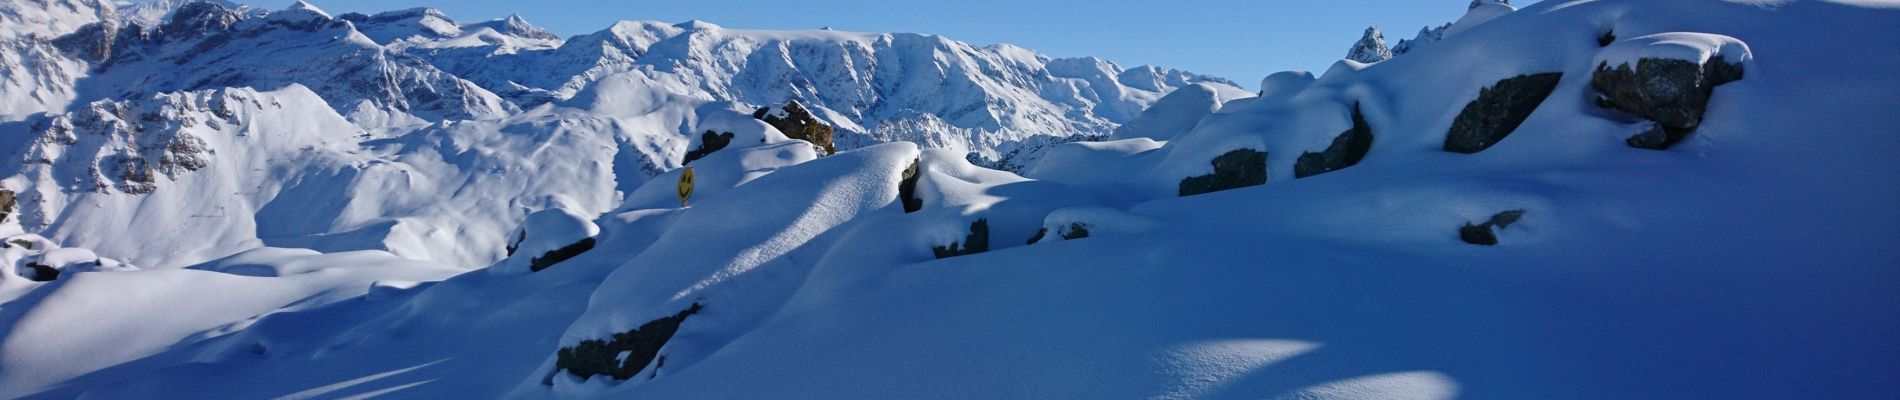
[{"x1": 1346, "y1": 26, "x2": 1393, "y2": 63}]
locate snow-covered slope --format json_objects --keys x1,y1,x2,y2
[
  {"x1": 2, "y1": 0, "x2": 1897, "y2": 399},
  {"x1": 0, "y1": 0, "x2": 112, "y2": 120}
]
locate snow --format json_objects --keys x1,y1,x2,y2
[
  {"x1": 0, "y1": 0, "x2": 1896, "y2": 399},
  {"x1": 0, "y1": 0, "x2": 113, "y2": 41},
  {"x1": 1257, "y1": 70, "x2": 1316, "y2": 100},
  {"x1": 1595, "y1": 32, "x2": 1753, "y2": 67},
  {"x1": 1111, "y1": 83, "x2": 1254, "y2": 141},
  {"x1": 1443, "y1": 2, "x2": 1517, "y2": 37},
  {"x1": 491, "y1": 208, "x2": 600, "y2": 275}
]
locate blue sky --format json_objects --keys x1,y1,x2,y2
[{"x1": 297, "y1": 0, "x2": 1539, "y2": 88}]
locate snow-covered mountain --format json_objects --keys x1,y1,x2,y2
[
  {"x1": 0, "y1": 0, "x2": 1234, "y2": 269},
  {"x1": 2, "y1": 0, "x2": 1897, "y2": 399},
  {"x1": 410, "y1": 16, "x2": 1236, "y2": 159}
]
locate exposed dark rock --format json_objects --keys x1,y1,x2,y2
[
  {"x1": 1026, "y1": 228, "x2": 1048, "y2": 245},
  {"x1": 114, "y1": 155, "x2": 157, "y2": 194},
  {"x1": 898, "y1": 158, "x2": 923, "y2": 213},
  {"x1": 505, "y1": 230, "x2": 526, "y2": 257},
  {"x1": 753, "y1": 101, "x2": 835, "y2": 155},
  {"x1": 1059, "y1": 223, "x2": 1091, "y2": 240},
  {"x1": 51, "y1": 22, "x2": 121, "y2": 63},
  {"x1": 1460, "y1": 209, "x2": 1527, "y2": 246},
  {"x1": 1295, "y1": 104, "x2": 1374, "y2": 178},
  {"x1": 1445, "y1": 73, "x2": 1564, "y2": 153},
  {"x1": 1597, "y1": 30, "x2": 1617, "y2": 47},
  {"x1": 1624, "y1": 122, "x2": 1694, "y2": 150},
  {"x1": 0, "y1": 189, "x2": 15, "y2": 221},
  {"x1": 933, "y1": 219, "x2": 990, "y2": 259},
  {"x1": 681, "y1": 130, "x2": 734, "y2": 165},
  {"x1": 529, "y1": 238, "x2": 596, "y2": 272},
  {"x1": 161, "y1": 2, "x2": 241, "y2": 40},
  {"x1": 1592, "y1": 57, "x2": 1745, "y2": 149},
  {"x1": 1179, "y1": 149, "x2": 1268, "y2": 196},
  {"x1": 554, "y1": 303, "x2": 704, "y2": 382},
  {"x1": 24, "y1": 263, "x2": 59, "y2": 282}
]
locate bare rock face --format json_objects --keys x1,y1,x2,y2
[
  {"x1": 1592, "y1": 58, "x2": 1744, "y2": 149},
  {"x1": 1294, "y1": 104, "x2": 1374, "y2": 178},
  {"x1": 1179, "y1": 149, "x2": 1267, "y2": 196},
  {"x1": 754, "y1": 100, "x2": 835, "y2": 156},
  {"x1": 1445, "y1": 72, "x2": 1564, "y2": 153}
]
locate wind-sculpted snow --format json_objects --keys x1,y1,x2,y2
[{"x1": 0, "y1": 0, "x2": 1896, "y2": 399}]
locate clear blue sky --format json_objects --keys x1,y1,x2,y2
[{"x1": 292, "y1": 0, "x2": 1539, "y2": 88}]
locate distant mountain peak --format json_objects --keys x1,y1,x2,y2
[{"x1": 1346, "y1": 26, "x2": 1394, "y2": 63}]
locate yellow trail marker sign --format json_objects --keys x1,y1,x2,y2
[{"x1": 677, "y1": 167, "x2": 696, "y2": 207}]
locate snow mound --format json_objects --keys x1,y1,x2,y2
[
  {"x1": 494, "y1": 208, "x2": 602, "y2": 274},
  {"x1": 1595, "y1": 32, "x2": 1753, "y2": 67},
  {"x1": 1112, "y1": 83, "x2": 1255, "y2": 141},
  {"x1": 1258, "y1": 70, "x2": 1317, "y2": 100}
]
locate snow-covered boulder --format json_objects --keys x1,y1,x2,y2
[
  {"x1": 1592, "y1": 32, "x2": 1751, "y2": 149},
  {"x1": 1257, "y1": 70, "x2": 1316, "y2": 100},
  {"x1": 1029, "y1": 206, "x2": 1157, "y2": 244},
  {"x1": 498, "y1": 208, "x2": 602, "y2": 274}
]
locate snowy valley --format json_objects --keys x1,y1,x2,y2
[{"x1": 0, "y1": 0, "x2": 1897, "y2": 399}]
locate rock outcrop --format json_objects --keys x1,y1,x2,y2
[
  {"x1": 1445, "y1": 73, "x2": 1564, "y2": 153},
  {"x1": 1179, "y1": 149, "x2": 1267, "y2": 196},
  {"x1": 682, "y1": 131, "x2": 735, "y2": 165},
  {"x1": 1346, "y1": 27, "x2": 1393, "y2": 64},
  {"x1": 754, "y1": 101, "x2": 835, "y2": 156},
  {"x1": 898, "y1": 158, "x2": 923, "y2": 213},
  {"x1": 1592, "y1": 33, "x2": 1749, "y2": 150},
  {"x1": 529, "y1": 238, "x2": 595, "y2": 272},
  {"x1": 553, "y1": 303, "x2": 704, "y2": 382},
  {"x1": 1294, "y1": 105, "x2": 1374, "y2": 178}
]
